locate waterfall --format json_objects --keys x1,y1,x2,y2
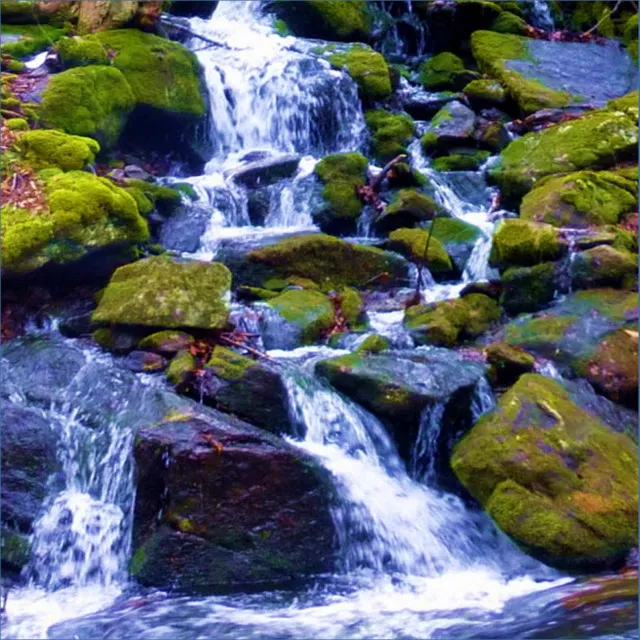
[{"x1": 528, "y1": 0, "x2": 555, "y2": 31}]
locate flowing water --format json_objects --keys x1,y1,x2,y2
[{"x1": 2, "y1": 3, "x2": 637, "y2": 639}]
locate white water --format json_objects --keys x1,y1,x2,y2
[{"x1": 529, "y1": 0, "x2": 555, "y2": 31}]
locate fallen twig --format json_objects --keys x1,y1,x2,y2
[
  {"x1": 582, "y1": 0, "x2": 622, "y2": 37},
  {"x1": 219, "y1": 334, "x2": 271, "y2": 360}
]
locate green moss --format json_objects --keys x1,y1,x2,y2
[
  {"x1": 267, "y1": 289, "x2": 334, "y2": 344},
  {"x1": 386, "y1": 162, "x2": 428, "y2": 188},
  {"x1": 520, "y1": 170, "x2": 637, "y2": 228},
  {"x1": 92, "y1": 256, "x2": 231, "y2": 329},
  {"x1": 485, "y1": 342, "x2": 535, "y2": 385},
  {"x1": 39, "y1": 65, "x2": 135, "y2": 148},
  {"x1": 505, "y1": 315, "x2": 578, "y2": 350},
  {"x1": 56, "y1": 34, "x2": 109, "y2": 67},
  {"x1": 306, "y1": 0, "x2": 371, "y2": 40},
  {"x1": 248, "y1": 233, "x2": 407, "y2": 291},
  {"x1": 1, "y1": 529, "x2": 31, "y2": 569},
  {"x1": 16, "y1": 129, "x2": 100, "y2": 171},
  {"x1": 431, "y1": 150, "x2": 491, "y2": 171},
  {"x1": 1, "y1": 24, "x2": 64, "y2": 59},
  {"x1": 365, "y1": 110, "x2": 414, "y2": 163},
  {"x1": 314, "y1": 152, "x2": 368, "y2": 221},
  {"x1": 92, "y1": 29, "x2": 205, "y2": 116},
  {"x1": 2, "y1": 57, "x2": 25, "y2": 73},
  {"x1": 451, "y1": 374, "x2": 638, "y2": 569},
  {"x1": 471, "y1": 30, "x2": 572, "y2": 114},
  {"x1": 339, "y1": 287, "x2": 365, "y2": 329},
  {"x1": 490, "y1": 219, "x2": 563, "y2": 269},
  {"x1": 5, "y1": 117, "x2": 29, "y2": 131},
  {"x1": 273, "y1": 18, "x2": 291, "y2": 37},
  {"x1": 463, "y1": 79, "x2": 506, "y2": 104},
  {"x1": 613, "y1": 228, "x2": 638, "y2": 254},
  {"x1": 206, "y1": 346, "x2": 256, "y2": 381},
  {"x1": 2, "y1": 170, "x2": 147, "y2": 273},
  {"x1": 387, "y1": 228, "x2": 453, "y2": 274},
  {"x1": 138, "y1": 330, "x2": 194, "y2": 354},
  {"x1": 122, "y1": 179, "x2": 181, "y2": 216},
  {"x1": 501, "y1": 262, "x2": 557, "y2": 314},
  {"x1": 570, "y1": 1, "x2": 618, "y2": 38},
  {"x1": 490, "y1": 11, "x2": 528, "y2": 35},
  {"x1": 356, "y1": 334, "x2": 389, "y2": 354},
  {"x1": 420, "y1": 51, "x2": 478, "y2": 91},
  {"x1": 491, "y1": 101, "x2": 639, "y2": 197},
  {"x1": 378, "y1": 189, "x2": 441, "y2": 232},
  {"x1": 571, "y1": 245, "x2": 637, "y2": 290},
  {"x1": 424, "y1": 217, "x2": 481, "y2": 245},
  {"x1": 329, "y1": 44, "x2": 391, "y2": 103},
  {"x1": 166, "y1": 350, "x2": 196, "y2": 386}
]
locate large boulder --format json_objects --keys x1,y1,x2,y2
[
  {"x1": 570, "y1": 245, "x2": 637, "y2": 291},
  {"x1": 421, "y1": 101, "x2": 477, "y2": 154},
  {"x1": 386, "y1": 228, "x2": 454, "y2": 277},
  {"x1": 15, "y1": 130, "x2": 100, "y2": 172},
  {"x1": 92, "y1": 256, "x2": 231, "y2": 330},
  {"x1": 490, "y1": 94, "x2": 638, "y2": 197},
  {"x1": 375, "y1": 190, "x2": 442, "y2": 234},
  {"x1": 420, "y1": 52, "x2": 479, "y2": 91},
  {"x1": 364, "y1": 110, "x2": 414, "y2": 164},
  {"x1": 131, "y1": 409, "x2": 337, "y2": 593},
  {"x1": 471, "y1": 31, "x2": 637, "y2": 114},
  {"x1": 500, "y1": 262, "x2": 558, "y2": 314},
  {"x1": 451, "y1": 374, "x2": 638, "y2": 570},
  {"x1": 423, "y1": 218, "x2": 482, "y2": 272}
]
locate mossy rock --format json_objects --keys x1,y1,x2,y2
[
  {"x1": 356, "y1": 333, "x2": 389, "y2": 354},
  {"x1": 463, "y1": 79, "x2": 506, "y2": 107},
  {"x1": 431, "y1": 149, "x2": 491, "y2": 172},
  {"x1": 520, "y1": 170, "x2": 638, "y2": 229},
  {"x1": 387, "y1": 228, "x2": 453, "y2": 275},
  {"x1": 56, "y1": 34, "x2": 110, "y2": 67},
  {"x1": 451, "y1": 374, "x2": 638, "y2": 570},
  {"x1": 421, "y1": 101, "x2": 477, "y2": 154},
  {"x1": 313, "y1": 152, "x2": 367, "y2": 226},
  {"x1": 92, "y1": 256, "x2": 232, "y2": 330},
  {"x1": 328, "y1": 44, "x2": 391, "y2": 103},
  {"x1": 244, "y1": 234, "x2": 409, "y2": 291},
  {"x1": 266, "y1": 289, "x2": 334, "y2": 344},
  {"x1": 425, "y1": 217, "x2": 481, "y2": 245},
  {"x1": 1, "y1": 23, "x2": 65, "y2": 59},
  {"x1": 138, "y1": 330, "x2": 195, "y2": 356},
  {"x1": 375, "y1": 189, "x2": 442, "y2": 234},
  {"x1": 364, "y1": 110, "x2": 414, "y2": 164},
  {"x1": 166, "y1": 350, "x2": 196, "y2": 386},
  {"x1": 15, "y1": 129, "x2": 100, "y2": 171},
  {"x1": 490, "y1": 11, "x2": 528, "y2": 35},
  {"x1": 405, "y1": 293, "x2": 500, "y2": 346},
  {"x1": 339, "y1": 286, "x2": 367, "y2": 330},
  {"x1": 91, "y1": 29, "x2": 206, "y2": 117},
  {"x1": 570, "y1": 245, "x2": 638, "y2": 291},
  {"x1": 500, "y1": 262, "x2": 558, "y2": 314},
  {"x1": 489, "y1": 219, "x2": 563, "y2": 270},
  {"x1": 385, "y1": 162, "x2": 429, "y2": 189},
  {"x1": 419, "y1": 52, "x2": 479, "y2": 91},
  {"x1": 1, "y1": 170, "x2": 147, "y2": 274},
  {"x1": 485, "y1": 342, "x2": 535, "y2": 386},
  {"x1": 122, "y1": 178, "x2": 182, "y2": 217},
  {"x1": 490, "y1": 97, "x2": 639, "y2": 197},
  {"x1": 39, "y1": 65, "x2": 136, "y2": 148},
  {"x1": 5, "y1": 117, "x2": 29, "y2": 131},
  {"x1": 1, "y1": 1, "x2": 79, "y2": 25}
]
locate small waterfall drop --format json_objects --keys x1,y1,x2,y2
[{"x1": 528, "y1": 0, "x2": 555, "y2": 31}]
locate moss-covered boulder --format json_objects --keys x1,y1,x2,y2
[
  {"x1": 423, "y1": 217, "x2": 482, "y2": 272},
  {"x1": 405, "y1": 294, "x2": 500, "y2": 346},
  {"x1": 313, "y1": 152, "x2": 367, "y2": 230},
  {"x1": 500, "y1": 262, "x2": 558, "y2": 315},
  {"x1": 365, "y1": 110, "x2": 414, "y2": 164},
  {"x1": 490, "y1": 97, "x2": 639, "y2": 197},
  {"x1": 265, "y1": 289, "x2": 334, "y2": 345},
  {"x1": 421, "y1": 101, "x2": 476, "y2": 154},
  {"x1": 268, "y1": 0, "x2": 372, "y2": 42},
  {"x1": 485, "y1": 342, "x2": 536, "y2": 387},
  {"x1": 490, "y1": 11, "x2": 528, "y2": 35},
  {"x1": 2, "y1": 170, "x2": 147, "y2": 274},
  {"x1": 431, "y1": 149, "x2": 491, "y2": 172},
  {"x1": 39, "y1": 65, "x2": 136, "y2": 148},
  {"x1": 375, "y1": 189, "x2": 442, "y2": 234},
  {"x1": 1, "y1": 23, "x2": 65, "y2": 59},
  {"x1": 520, "y1": 170, "x2": 638, "y2": 229},
  {"x1": 56, "y1": 34, "x2": 110, "y2": 67},
  {"x1": 132, "y1": 407, "x2": 337, "y2": 593},
  {"x1": 121, "y1": 178, "x2": 181, "y2": 217},
  {"x1": 489, "y1": 219, "x2": 563, "y2": 270},
  {"x1": 92, "y1": 256, "x2": 231, "y2": 330},
  {"x1": 1, "y1": 1, "x2": 79, "y2": 25},
  {"x1": 471, "y1": 31, "x2": 637, "y2": 115},
  {"x1": 138, "y1": 330, "x2": 195, "y2": 356},
  {"x1": 451, "y1": 374, "x2": 638, "y2": 569},
  {"x1": 570, "y1": 245, "x2": 637, "y2": 291},
  {"x1": 420, "y1": 52, "x2": 479, "y2": 91},
  {"x1": 238, "y1": 234, "x2": 409, "y2": 291},
  {"x1": 463, "y1": 79, "x2": 506, "y2": 108},
  {"x1": 15, "y1": 129, "x2": 100, "y2": 171},
  {"x1": 356, "y1": 333, "x2": 390, "y2": 354},
  {"x1": 201, "y1": 346, "x2": 291, "y2": 433},
  {"x1": 328, "y1": 44, "x2": 392, "y2": 103},
  {"x1": 386, "y1": 228, "x2": 453, "y2": 276},
  {"x1": 165, "y1": 350, "x2": 197, "y2": 386}
]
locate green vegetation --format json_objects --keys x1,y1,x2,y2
[
  {"x1": 1, "y1": 24, "x2": 64, "y2": 59},
  {"x1": 489, "y1": 219, "x2": 563, "y2": 269},
  {"x1": 419, "y1": 52, "x2": 478, "y2": 91},
  {"x1": 387, "y1": 228, "x2": 453, "y2": 274},
  {"x1": 364, "y1": 110, "x2": 414, "y2": 163},
  {"x1": 16, "y1": 130, "x2": 100, "y2": 171},
  {"x1": 329, "y1": 45, "x2": 391, "y2": 102}
]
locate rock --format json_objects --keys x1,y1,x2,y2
[
  {"x1": 39, "y1": 65, "x2": 136, "y2": 148},
  {"x1": 376, "y1": 190, "x2": 442, "y2": 234},
  {"x1": 386, "y1": 228, "x2": 454, "y2": 277},
  {"x1": 420, "y1": 52, "x2": 479, "y2": 91},
  {"x1": 76, "y1": 0, "x2": 138, "y2": 34},
  {"x1": 265, "y1": 289, "x2": 334, "y2": 346},
  {"x1": 313, "y1": 153, "x2": 367, "y2": 231},
  {"x1": 403, "y1": 91, "x2": 460, "y2": 121},
  {"x1": 16, "y1": 129, "x2": 100, "y2": 172},
  {"x1": 471, "y1": 31, "x2": 636, "y2": 114},
  {"x1": 92, "y1": 256, "x2": 231, "y2": 330},
  {"x1": 266, "y1": 0, "x2": 372, "y2": 42},
  {"x1": 167, "y1": 1, "x2": 218, "y2": 19},
  {"x1": 356, "y1": 333, "x2": 390, "y2": 354},
  {"x1": 405, "y1": 294, "x2": 500, "y2": 346},
  {"x1": 1, "y1": 23, "x2": 65, "y2": 60},
  {"x1": 500, "y1": 262, "x2": 559, "y2": 315},
  {"x1": 489, "y1": 219, "x2": 564, "y2": 270},
  {"x1": 56, "y1": 34, "x2": 110, "y2": 67},
  {"x1": 199, "y1": 346, "x2": 291, "y2": 434},
  {"x1": 385, "y1": 162, "x2": 429, "y2": 189},
  {"x1": 490, "y1": 94, "x2": 639, "y2": 197},
  {"x1": 431, "y1": 149, "x2": 491, "y2": 172},
  {"x1": 159, "y1": 202, "x2": 210, "y2": 253},
  {"x1": 451, "y1": 374, "x2": 638, "y2": 570},
  {"x1": 485, "y1": 342, "x2": 535, "y2": 386},
  {"x1": 122, "y1": 350, "x2": 167, "y2": 373},
  {"x1": 327, "y1": 44, "x2": 391, "y2": 104},
  {"x1": 490, "y1": 10, "x2": 528, "y2": 35},
  {"x1": 121, "y1": 179, "x2": 181, "y2": 217},
  {"x1": 520, "y1": 169, "x2": 638, "y2": 228},
  {"x1": 93, "y1": 327, "x2": 140, "y2": 355},
  {"x1": 1, "y1": 1, "x2": 79, "y2": 25},
  {"x1": 571, "y1": 246, "x2": 637, "y2": 291},
  {"x1": 138, "y1": 330, "x2": 195, "y2": 356},
  {"x1": 232, "y1": 233, "x2": 409, "y2": 292},
  {"x1": 131, "y1": 409, "x2": 337, "y2": 593},
  {"x1": 421, "y1": 101, "x2": 476, "y2": 154},
  {"x1": 226, "y1": 155, "x2": 300, "y2": 189},
  {"x1": 463, "y1": 79, "x2": 506, "y2": 109},
  {"x1": 423, "y1": 217, "x2": 482, "y2": 273},
  {"x1": 460, "y1": 280, "x2": 503, "y2": 300},
  {"x1": 364, "y1": 110, "x2": 414, "y2": 164},
  {"x1": 165, "y1": 350, "x2": 197, "y2": 386}
]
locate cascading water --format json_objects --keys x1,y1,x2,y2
[{"x1": 528, "y1": 0, "x2": 555, "y2": 31}]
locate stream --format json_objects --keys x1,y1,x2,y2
[{"x1": 1, "y1": 2, "x2": 637, "y2": 639}]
